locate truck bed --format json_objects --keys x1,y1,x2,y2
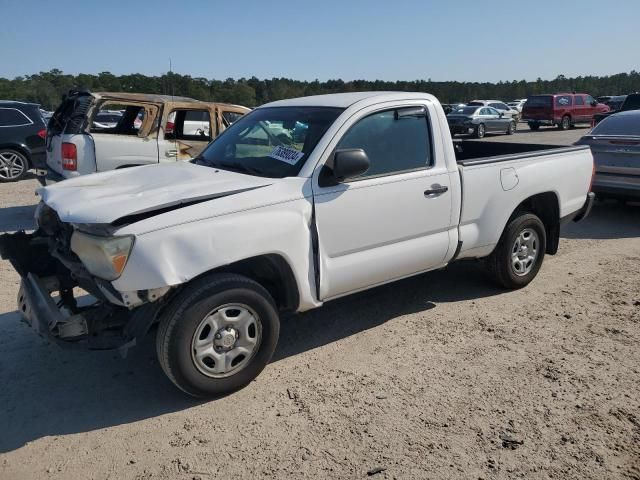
[
  {"x1": 454, "y1": 142, "x2": 593, "y2": 260},
  {"x1": 453, "y1": 140, "x2": 582, "y2": 164}
]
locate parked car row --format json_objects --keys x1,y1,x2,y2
[{"x1": 447, "y1": 92, "x2": 614, "y2": 138}]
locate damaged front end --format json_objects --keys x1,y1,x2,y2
[{"x1": 0, "y1": 204, "x2": 169, "y2": 354}]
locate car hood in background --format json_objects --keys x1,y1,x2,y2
[{"x1": 38, "y1": 162, "x2": 275, "y2": 225}]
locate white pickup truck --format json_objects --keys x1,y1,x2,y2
[{"x1": 0, "y1": 92, "x2": 594, "y2": 397}]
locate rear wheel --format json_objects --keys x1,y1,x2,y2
[
  {"x1": 558, "y1": 115, "x2": 571, "y2": 130},
  {"x1": 474, "y1": 123, "x2": 486, "y2": 139},
  {"x1": 156, "y1": 273, "x2": 280, "y2": 398},
  {"x1": 488, "y1": 213, "x2": 546, "y2": 289},
  {"x1": 0, "y1": 149, "x2": 29, "y2": 182},
  {"x1": 506, "y1": 121, "x2": 516, "y2": 135},
  {"x1": 528, "y1": 122, "x2": 540, "y2": 131}
]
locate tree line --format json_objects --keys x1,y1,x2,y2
[{"x1": 1, "y1": 69, "x2": 639, "y2": 110}]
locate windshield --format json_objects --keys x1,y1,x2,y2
[
  {"x1": 451, "y1": 106, "x2": 479, "y2": 115},
  {"x1": 196, "y1": 107, "x2": 343, "y2": 178},
  {"x1": 467, "y1": 101, "x2": 484, "y2": 106}
]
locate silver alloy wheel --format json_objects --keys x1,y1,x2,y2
[
  {"x1": 562, "y1": 116, "x2": 570, "y2": 129},
  {"x1": 0, "y1": 151, "x2": 27, "y2": 180},
  {"x1": 478, "y1": 124, "x2": 485, "y2": 137},
  {"x1": 191, "y1": 303, "x2": 262, "y2": 378},
  {"x1": 510, "y1": 122, "x2": 516, "y2": 133},
  {"x1": 511, "y1": 227, "x2": 539, "y2": 276}
]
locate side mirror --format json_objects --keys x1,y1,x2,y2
[
  {"x1": 333, "y1": 149, "x2": 370, "y2": 182},
  {"x1": 318, "y1": 148, "x2": 371, "y2": 187},
  {"x1": 499, "y1": 112, "x2": 504, "y2": 117},
  {"x1": 590, "y1": 100, "x2": 598, "y2": 107}
]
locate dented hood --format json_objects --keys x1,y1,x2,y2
[{"x1": 38, "y1": 162, "x2": 273, "y2": 224}]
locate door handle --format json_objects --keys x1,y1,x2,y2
[
  {"x1": 165, "y1": 150, "x2": 178, "y2": 158},
  {"x1": 424, "y1": 185, "x2": 448, "y2": 196}
]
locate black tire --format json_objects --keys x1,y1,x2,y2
[
  {"x1": 487, "y1": 213, "x2": 546, "y2": 289},
  {"x1": 528, "y1": 122, "x2": 540, "y2": 131},
  {"x1": 156, "y1": 273, "x2": 280, "y2": 398},
  {"x1": 0, "y1": 148, "x2": 29, "y2": 182},
  {"x1": 506, "y1": 121, "x2": 516, "y2": 135},
  {"x1": 474, "y1": 123, "x2": 486, "y2": 139},
  {"x1": 558, "y1": 115, "x2": 571, "y2": 130}
]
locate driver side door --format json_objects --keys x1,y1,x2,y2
[{"x1": 312, "y1": 103, "x2": 455, "y2": 300}]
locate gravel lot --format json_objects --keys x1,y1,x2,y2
[{"x1": 1, "y1": 127, "x2": 639, "y2": 480}]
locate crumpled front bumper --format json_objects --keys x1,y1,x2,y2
[
  {"x1": 1, "y1": 231, "x2": 162, "y2": 354},
  {"x1": 18, "y1": 273, "x2": 88, "y2": 348}
]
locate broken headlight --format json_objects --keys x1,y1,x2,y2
[{"x1": 70, "y1": 231, "x2": 134, "y2": 281}]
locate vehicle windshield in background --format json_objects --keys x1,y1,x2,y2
[
  {"x1": 526, "y1": 96, "x2": 553, "y2": 107},
  {"x1": 591, "y1": 114, "x2": 640, "y2": 136},
  {"x1": 606, "y1": 98, "x2": 626, "y2": 111},
  {"x1": 196, "y1": 107, "x2": 343, "y2": 178},
  {"x1": 451, "y1": 106, "x2": 478, "y2": 115},
  {"x1": 622, "y1": 94, "x2": 640, "y2": 111},
  {"x1": 467, "y1": 101, "x2": 483, "y2": 106}
]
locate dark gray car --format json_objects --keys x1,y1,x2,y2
[
  {"x1": 575, "y1": 110, "x2": 640, "y2": 200},
  {"x1": 447, "y1": 106, "x2": 516, "y2": 139}
]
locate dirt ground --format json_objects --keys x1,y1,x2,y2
[{"x1": 0, "y1": 127, "x2": 639, "y2": 480}]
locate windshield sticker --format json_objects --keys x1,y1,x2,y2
[{"x1": 269, "y1": 146, "x2": 305, "y2": 165}]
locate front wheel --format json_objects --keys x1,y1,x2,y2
[
  {"x1": 156, "y1": 273, "x2": 280, "y2": 398},
  {"x1": 528, "y1": 122, "x2": 540, "y2": 131},
  {"x1": 558, "y1": 115, "x2": 571, "y2": 130},
  {"x1": 474, "y1": 123, "x2": 486, "y2": 139},
  {"x1": 506, "y1": 121, "x2": 516, "y2": 135},
  {"x1": 487, "y1": 213, "x2": 546, "y2": 289}
]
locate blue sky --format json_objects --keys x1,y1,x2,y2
[{"x1": 1, "y1": 0, "x2": 638, "y2": 82}]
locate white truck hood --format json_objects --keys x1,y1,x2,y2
[{"x1": 38, "y1": 162, "x2": 274, "y2": 225}]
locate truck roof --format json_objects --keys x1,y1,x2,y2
[
  {"x1": 260, "y1": 91, "x2": 438, "y2": 109},
  {"x1": 93, "y1": 92, "x2": 247, "y2": 109}
]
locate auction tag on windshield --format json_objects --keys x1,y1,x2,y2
[{"x1": 269, "y1": 146, "x2": 305, "y2": 165}]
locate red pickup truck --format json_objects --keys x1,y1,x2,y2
[{"x1": 522, "y1": 93, "x2": 609, "y2": 131}]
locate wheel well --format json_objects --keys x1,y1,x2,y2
[
  {"x1": 0, "y1": 144, "x2": 31, "y2": 167},
  {"x1": 510, "y1": 192, "x2": 560, "y2": 254},
  {"x1": 210, "y1": 254, "x2": 300, "y2": 312}
]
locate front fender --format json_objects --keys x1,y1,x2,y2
[{"x1": 111, "y1": 198, "x2": 320, "y2": 311}]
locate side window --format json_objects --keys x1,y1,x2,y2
[
  {"x1": 585, "y1": 95, "x2": 596, "y2": 105},
  {"x1": 222, "y1": 111, "x2": 244, "y2": 127},
  {"x1": 556, "y1": 95, "x2": 573, "y2": 107},
  {"x1": 488, "y1": 108, "x2": 499, "y2": 115},
  {"x1": 336, "y1": 108, "x2": 431, "y2": 179},
  {"x1": 90, "y1": 103, "x2": 149, "y2": 136},
  {"x1": 0, "y1": 108, "x2": 32, "y2": 127},
  {"x1": 480, "y1": 108, "x2": 490, "y2": 115},
  {"x1": 166, "y1": 110, "x2": 211, "y2": 141},
  {"x1": 575, "y1": 96, "x2": 585, "y2": 106}
]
